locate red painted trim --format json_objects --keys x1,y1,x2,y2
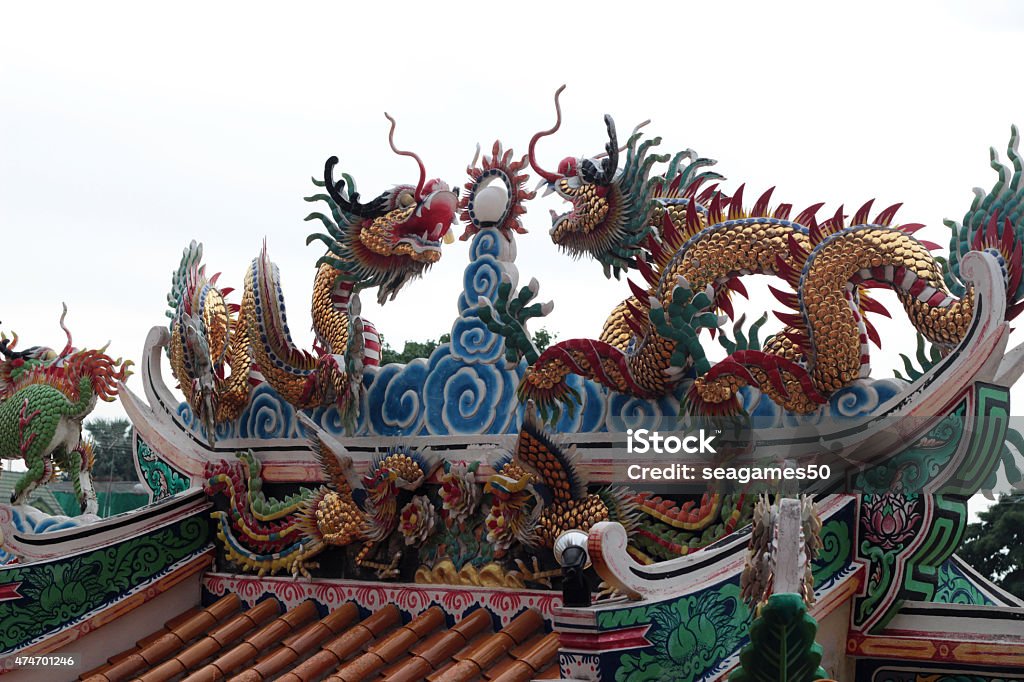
[
  {"x1": 0, "y1": 582, "x2": 22, "y2": 602},
  {"x1": 558, "y1": 625, "x2": 651, "y2": 652}
]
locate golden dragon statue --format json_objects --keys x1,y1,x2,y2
[
  {"x1": 484, "y1": 87, "x2": 1024, "y2": 417},
  {"x1": 484, "y1": 400, "x2": 750, "y2": 566},
  {"x1": 205, "y1": 396, "x2": 750, "y2": 580},
  {"x1": 166, "y1": 115, "x2": 458, "y2": 437},
  {"x1": 484, "y1": 401, "x2": 641, "y2": 555}
]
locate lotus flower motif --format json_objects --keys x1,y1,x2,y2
[
  {"x1": 438, "y1": 461, "x2": 481, "y2": 527},
  {"x1": 398, "y1": 495, "x2": 438, "y2": 546},
  {"x1": 861, "y1": 493, "x2": 923, "y2": 550}
]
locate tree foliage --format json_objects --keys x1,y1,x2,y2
[
  {"x1": 379, "y1": 329, "x2": 555, "y2": 365},
  {"x1": 379, "y1": 333, "x2": 451, "y2": 365},
  {"x1": 84, "y1": 417, "x2": 136, "y2": 482},
  {"x1": 532, "y1": 328, "x2": 554, "y2": 353},
  {"x1": 959, "y1": 492, "x2": 1024, "y2": 598}
]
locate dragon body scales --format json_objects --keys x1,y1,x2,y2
[
  {"x1": 504, "y1": 88, "x2": 1023, "y2": 417},
  {"x1": 166, "y1": 117, "x2": 458, "y2": 437},
  {"x1": 0, "y1": 311, "x2": 131, "y2": 513}
]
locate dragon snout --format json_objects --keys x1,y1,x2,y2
[{"x1": 414, "y1": 189, "x2": 458, "y2": 240}]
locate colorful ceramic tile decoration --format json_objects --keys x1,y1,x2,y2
[{"x1": 2, "y1": 87, "x2": 1024, "y2": 681}]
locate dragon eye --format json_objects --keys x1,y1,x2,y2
[{"x1": 398, "y1": 191, "x2": 415, "y2": 207}]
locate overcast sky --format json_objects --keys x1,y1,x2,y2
[{"x1": 3, "y1": 0, "x2": 1024, "y2": 481}]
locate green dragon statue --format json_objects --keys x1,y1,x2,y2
[{"x1": 0, "y1": 308, "x2": 132, "y2": 513}]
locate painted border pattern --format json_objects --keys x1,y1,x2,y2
[
  {"x1": 201, "y1": 572, "x2": 562, "y2": 626},
  {"x1": 133, "y1": 433, "x2": 192, "y2": 504},
  {"x1": 0, "y1": 514, "x2": 210, "y2": 654}
]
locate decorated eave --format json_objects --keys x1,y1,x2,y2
[{"x1": 4, "y1": 95, "x2": 1024, "y2": 681}]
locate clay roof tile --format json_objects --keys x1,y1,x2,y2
[
  {"x1": 333, "y1": 607, "x2": 445, "y2": 681},
  {"x1": 239, "y1": 604, "x2": 356, "y2": 681},
  {"x1": 514, "y1": 632, "x2": 560, "y2": 672},
  {"x1": 430, "y1": 609, "x2": 548, "y2": 682},
  {"x1": 180, "y1": 600, "x2": 316, "y2": 682},
  {"x1": 286, "y1": 605, "x2": 401, "y2": 681},
  {"x1": 85, "y1": 595, "x2": 240, "y2": 682}
]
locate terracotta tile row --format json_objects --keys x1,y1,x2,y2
[
  {"x1": 182, "y1": 599, "x2": 319, "y2": 681},
  {"x1": 279, "y1": 605, "x2": 402, "y2": 681},
  {"x1": 137, "y1": 598, "x2": 282, "y2": 681},
  {"x1": 431, "y1": 609, "x2": 544, "y2": 682},
  {"x1": 81, "y1": 594, "x2": 242, "y2": 681},
  {"x1": 80, "y1": 592, "x2": 560, "y2": 682},
  {"x1": 229, "y1": 602, "x2": 358, "y2": 681}
]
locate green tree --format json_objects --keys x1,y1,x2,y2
[
  {"x1": 379, "y1": 333, "x2": 451, "y2": 364},
  {"x1": 959, "y1": 492, "x2": 1024, "y2": 598},
  {"x1": 84, "y1": 417, "x2": 136, "y2": 482},
  {"x1": 533, "y1": 328, "x2": 555, "y2": 353},
  {"x1": 379, "y1": 329, "x2": 555, "y2": 365}
]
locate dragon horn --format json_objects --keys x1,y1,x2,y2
[
  {"x1": 0, "y1": 337, "x2": 20, "y2": 359},
  {"x1": 594, "y1": 119, "x2": 650, "y2": 160},
  {"x1": 528, "y1": 85, "x2": 566, "y2": 183},
  {"x1": 323, "y1": 157, "x2": 387, "y2": 218},
  {"x1": 384, "y1": 112, "x2": 426, "y2": 198},
  {"x1": 58, "y1": 303, "x2": 73, "y2": 356},
  {"x1": 582, "y1": 115, "x2": 620, "y2": 186}
]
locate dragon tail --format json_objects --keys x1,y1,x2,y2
[
  {"x1": 630, "y1": 492, "x2": 752, "y2": 563},
  {"x1": 203, "y1": 450, "x2": 315, "y2": 551},
  {"x1": 945, "y1": 125, "x2": 1024, "y2": 320},
  {"x1": 166, "y1": 241, "x2": 205, "y2": 323},
  {"x1": 596, "y1": 485, "x2": 641, "y2": 534},
  {"x1": 514, "y1": 401, "x2": 587, "y2": 502},
  {"x1": 210, "y1": 510, "x2": 323, "y2": 578},
  {"x1": 244, "y1": 247, "x2": 320, "y2": 406}
]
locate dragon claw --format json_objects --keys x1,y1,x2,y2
[
  {"x1": 375, "y1": 552, "x2": 402, "y2": 579},
  {"x1": 477, "y1": 275, "x2": 553, "y2": 366},
  {"x1": 290, "y1": 558, "x2": 319, "y2": 580},
  {"x1": 647, "y1": 279, "x2": 719, "y2": 376},
  {"x1": 595, "y1": 580, "x2": 624, "y2": 602},
  {"x1": 514, "y1": 556, "x2": 556, "y2": 588}
]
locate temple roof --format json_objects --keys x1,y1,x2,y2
[{"x1": 79, "y1": 593, "x2": 560, "y2": 681}]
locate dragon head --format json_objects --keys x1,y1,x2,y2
[
  {"x1": 0, "y1": 336, "x2": 58, "y2": 393},
  {"x1": 362, "y1": 446, "x2": 439, "y2": 503},
  {"x1": 308, "y1": 114, "x2": 458, "y2": 305},
  {"x1": 0, "y1": 304, "x2": 76, "y2": 395},
  {"x1": 484, "y1": 458, "x2": 541, "y2": 555},
  {"x1": 528, "y1": 86, "x2": 666, "y2": 279}
]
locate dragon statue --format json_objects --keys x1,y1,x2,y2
[
  {"x1": 206, "y1": 397, "x2": 752, "y2": 580},
  {"x1": 204, "y1": 419, "x2": 439, "y2": 578},
  {"x1": 484, "y1": 400, "x2": 751, "y2": 565},
  {"x1": 167, "y1": 114, "x2": 458, "y2": 437},
  {"x1": 489, "y1": 87, "x2": 1024, "y2": 418},
  {"x1": 0, "y1": 307, "x2": 132, "y2": 513},
  {"x1": 484, "y1": 401, "x2": 640, "y2": 555}
]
